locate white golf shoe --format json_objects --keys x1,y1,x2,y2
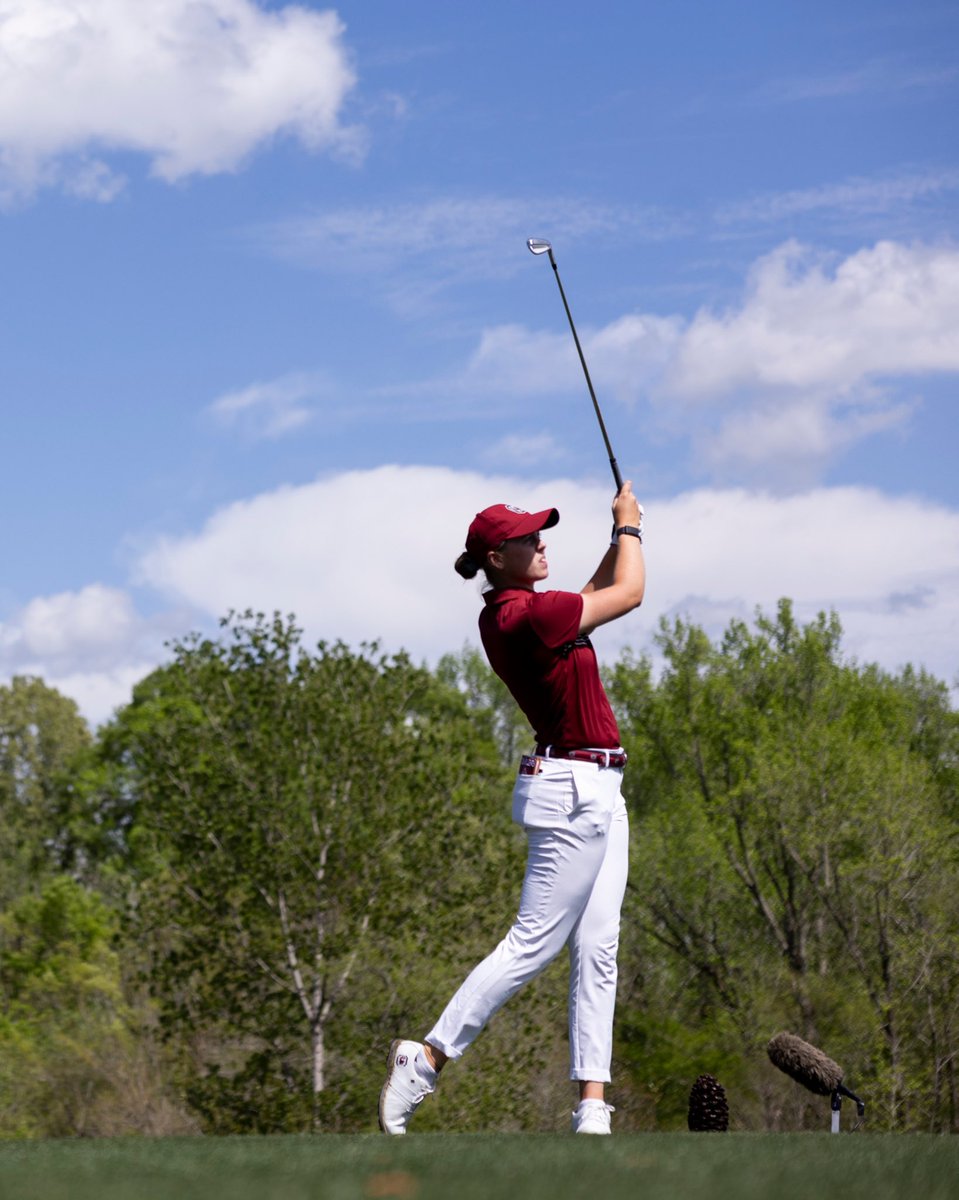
[
  {"x1": 572, "y1": 1099, "x2": 614, "y2": 1134},
  {"x1": 378, "y1": 1039, "x2": 435, "y2": 1135}
]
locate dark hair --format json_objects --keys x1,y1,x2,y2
[{"x1": 454, "y1": 551, "x2": 480, "y2": 580}]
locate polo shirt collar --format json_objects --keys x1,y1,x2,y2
[{"x1": 483, "y1": 586, "x2": 534, "y2": 607}]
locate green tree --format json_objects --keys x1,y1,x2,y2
[
  {"x1": 607, "y1": 601, "x2": 959, "y2": 1131},
  {"x1": 104, "y1": 612, "x2": 515, "y2": 1132},
  {"x1": 0, "y1": 677, "x2": 92, "y2": 900},
  {"x1": 0, "y1": 876, "x2": 128, "y2": 1136},
  {"x1": 436, "y1": 644, "x2": 533, "y2": 765}
]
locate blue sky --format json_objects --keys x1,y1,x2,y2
[{"x1": 1, "y1": 0, "x2": 957, "y2": 723}]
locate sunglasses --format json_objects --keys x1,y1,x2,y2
[{"x1": 499, "y1": 531, "x2": 542, "y2": 549}]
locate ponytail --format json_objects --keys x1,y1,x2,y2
[{"x1": 454, "y1": 551, "x2": 480, "y2": 580}]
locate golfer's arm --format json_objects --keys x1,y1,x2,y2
[
  {"x1": 581, "y1": 544, "x2": 618, "y2": 594},
  {"x1": 579, "y1": 537, "x2": 645, "y2": 633}
]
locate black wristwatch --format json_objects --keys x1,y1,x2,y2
[{"x1": 615, "y1": 525, "x2": 643, "y2": 541}]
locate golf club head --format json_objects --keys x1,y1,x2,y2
[{"x1": 527, "y1": 238, "x2": 552, "y2": 255}]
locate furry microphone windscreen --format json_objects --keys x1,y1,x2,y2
[{"x1": 767, "y1": 1032, "x2": 844, "y2": 1096}]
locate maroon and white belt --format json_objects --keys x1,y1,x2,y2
[{"x1": 535, "y1": 745, "x2": 627, "y2": 769}]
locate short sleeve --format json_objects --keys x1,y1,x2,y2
[{"x1": 527, "y1": 590, "x2": 583, "y2": 649}]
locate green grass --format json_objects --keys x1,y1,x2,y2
[{"x1": 0, "y1": 1133, "x2": 957, "y2": 1200}]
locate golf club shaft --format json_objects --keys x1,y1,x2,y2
[{"x1": 545, "y1": 248, "x2": 623, "y2": 492}]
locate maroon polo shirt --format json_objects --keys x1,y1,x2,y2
[{"x1": 479, "y1": 587, "x2": 620, "y2": 750}]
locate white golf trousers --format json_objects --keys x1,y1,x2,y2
[{"x1": 425, "y1": 756, "x2": 629, "y2": 1081}]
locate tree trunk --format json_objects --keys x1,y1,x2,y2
[{"x1": 311, "y1": 1020, "x2": 325, "y2": 1131}]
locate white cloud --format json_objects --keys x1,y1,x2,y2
[
  {"x1": 136, "y1": 466, "x2": 506, "y2": 655},
  {"x1": 458, "y1": 240, "x2": 959, "y2": 486},
  {"x1": 589, "y1": 314, "x2": 686, "y2": 406},
  {"x1": 5, "y1": 469, "x2": 957, "y2": 726},
  {"x1": 208, "y1": 371, "x2": 326, "y2": 439},
  {"x1": 464, "y1": 314, "x2": 682, "y2": 405},
  {"x1": 0, "y1": 584, "x2": 174, "y2": 725},
  {"x1": 694, "y1": 394, "x2": 916, "y2": 483},
  {"x1": 717, "y1": 169, "x2": 959, "y2": 226},
  {"x1": 0, "y1": 0, "x2": 359, "y2": 202},
  {"x1": 649, "y1": 485, "x2": 959, "y2": 668},
  {"x1": 480, "y1": 433, "x2": 568, "y2": 470},
  {"x1": 135, "y1": 466, "x2": 959, "y2": 693},
  {"x1": 667, "y1": 240, "x2": 959, "y2": 398},
  {"x1": 464, "y1": 324, "x2": 581, "y2": 395},
  {"x1": 4, "y1": 584, "x2": 138, "y2": 666},
  {"x1": 257, "y1": 195, "x2": 688, "y2": 297},
  {"x1": 36, "y1": 663, "x2": 162, "y2": 729}
]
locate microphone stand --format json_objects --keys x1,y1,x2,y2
[{"x1": 831, "y1": 1084, "x2": 866, "y2": 1133}]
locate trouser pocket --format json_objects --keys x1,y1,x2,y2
[
  {"x1": 512, "y1": 759, "x2": 575, "y2": 828},
  {"x1": 568, "y1": 761, "x2": 621, "y2": 837}
]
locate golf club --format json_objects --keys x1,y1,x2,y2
[{"x1": 527, "y1": 237, "x2": 623, "y2": 492}]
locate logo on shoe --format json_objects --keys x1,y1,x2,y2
[{"x1": 396, "y1": 1054, "x2": 408, "y2": 1067}]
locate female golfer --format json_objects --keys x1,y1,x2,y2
[{"x1": 379, "y1": 483, "x2": 645, "y2": 1135}]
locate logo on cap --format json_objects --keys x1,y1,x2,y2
[{"x1": 505, "y1": 505, "x2": 528, "y2": 514}]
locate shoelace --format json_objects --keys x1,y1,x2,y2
[{"x1": 570, "y1": 1101, "x2": 615, "y2": 1117}]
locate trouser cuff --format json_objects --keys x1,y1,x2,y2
[
  {"x1": 570, "y1": 1068, "x2": 612, "y2": 1083},
  {"x1": 423, "y1": 1032, "x2": 461, "y2": 1061}
]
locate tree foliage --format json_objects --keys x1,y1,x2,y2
[
  {"x1": 437, "y1": 645, "x2": 533, "y2": 765},
  {"x1": 102, "y1": 612, "x2": 516, "y2": 1131},
  {"x1": 0, "y1": 876, "x2": 130, "y2": 1136},
  {"x1": 1, "y1": 602, "x2": 957, "y2": 1136},
  {"x1": 0, "y1": 677, "x2": 92, "y2": 901},
  {"x1": 607, "y1": 600, "x2": 959, "y2": 1131}
]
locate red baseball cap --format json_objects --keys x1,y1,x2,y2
[{"x1": 465, "y1": 503, "x2": 559, "y2": 561}]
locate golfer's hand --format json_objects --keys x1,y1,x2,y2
[{"x1": 612, "y1": 481, "x2": 642, "y2": 529}]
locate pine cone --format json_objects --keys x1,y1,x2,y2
[{"x1": 687, "y1": 1073, "x2": 729, "y2": 1131}]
